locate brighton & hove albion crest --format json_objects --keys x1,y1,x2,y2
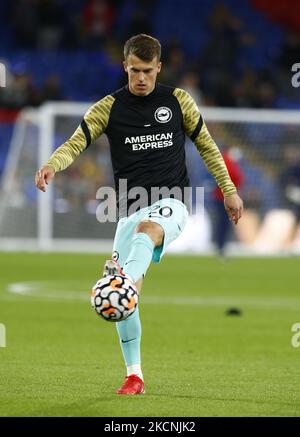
[{"x1": 154, "y1": 107, "x2": 172, "y2": 123}]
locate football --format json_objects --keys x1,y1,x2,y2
[{"x1": 91, "y1": 275, "x2": 138, "y2": 322}]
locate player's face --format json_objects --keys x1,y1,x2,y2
[{"x1": 124, "y1": 54, "x2": 161, "y2": 96}]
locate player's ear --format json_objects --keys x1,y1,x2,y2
[
  {"x1": 157, "y1": 62, "x2": 162, "y2": 73},
  {"x1": 123, "y1": 61, "x2": 128, "y2": 73}
]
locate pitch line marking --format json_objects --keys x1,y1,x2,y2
[{"x1": 4, "y1": 281, "x2": 300, "y2": 310}]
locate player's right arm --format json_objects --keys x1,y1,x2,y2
[{"x1": 35, "y1": 95, "x2": 115, "y2": 192}]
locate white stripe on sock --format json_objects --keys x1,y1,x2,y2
[{"x1": 127, "y1": 364, "x2": 143, "y2": 381}]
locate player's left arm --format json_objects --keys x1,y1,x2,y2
[{"x1": 173, "y1": 88, "x2": 243, "y2": 225}]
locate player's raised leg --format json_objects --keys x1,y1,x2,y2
[{"x1": 123, "y1": 221, "x2": 164, "y2": 283}]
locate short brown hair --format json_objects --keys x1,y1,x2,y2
[{"x1": 124, "y1": 34, "x2": 161, "y2": 62}]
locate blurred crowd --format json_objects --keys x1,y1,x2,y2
[{"x1": 0, "y1": 0, "x2": 299, "y2": 109}]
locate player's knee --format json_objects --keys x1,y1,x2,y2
[{"x1": 135, "y1": 221, "x2": 164, "y2": 247}]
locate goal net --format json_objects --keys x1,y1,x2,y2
[{"x1": 0, "y1": 102, "x2": 300, "y2": 255}]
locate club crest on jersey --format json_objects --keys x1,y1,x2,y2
[{"x1": 154, "y1": 107, "x2": 172, "y2": 123}]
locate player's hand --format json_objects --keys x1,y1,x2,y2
[
  {"x1": 224, "y1": 192, "x2": 243, "y2": 225},
  {"x1": 35, "y1": 165, "x2": 55, "y2": 192}
]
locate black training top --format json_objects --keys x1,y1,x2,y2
[{"x1": 46, "y1": 83, "x2": 236, "y2": 216}]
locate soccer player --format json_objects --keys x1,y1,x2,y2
[{"x1": 35, "y1": 34, "x2": 243, "y2": 395}]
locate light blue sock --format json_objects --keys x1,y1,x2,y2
[
  {"x1": 116, "y1": 232, "x2": 154, "y2": 370},
  {"x1": 116, "y1": 307, "x2": 141, "y2": 366},
  {"x1": 123, "y1": 232, "x2": 155, "y2": 283}
]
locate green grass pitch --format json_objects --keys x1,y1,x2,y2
[{"x1": 0, "y1": 252, "x2": 300, "y2": 417}]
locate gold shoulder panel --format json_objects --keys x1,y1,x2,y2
[
  {"x1": 173, "y1": 88, "x2": 200, "y2": 137},
  {"x1": 84, "y1": 95, "x2": 115, "y2": 141}
]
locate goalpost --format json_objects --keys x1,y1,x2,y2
[{"x1": 0, "y1": 102, "x2": 300, "y2": 254}]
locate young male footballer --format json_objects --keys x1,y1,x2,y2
[{"x1": 35, "y1": 34, "x2": 243, "y2": 395}]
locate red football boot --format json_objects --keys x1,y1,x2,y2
[{"x1": 116, "y1": 374, "x2": 145, "y2": 395}]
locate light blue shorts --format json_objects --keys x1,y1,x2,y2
[{"x1": 112, "y1": 198, "x2": 189, "y2": 267}]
